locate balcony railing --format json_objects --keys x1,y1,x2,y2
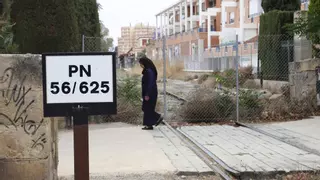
[
  {"x1": 198, "y1": 26, "x2": 215, "y2": 32},
  {"x1": 248, "y1": 12, "x2": 263, "y2": 19}
]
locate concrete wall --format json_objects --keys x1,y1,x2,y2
[
  {"x1": 0, "y1": 54, "x2": 58, "y2": 180},
  {"x1": 289, "y1": 58, "x2": 320, "y2": 100}
]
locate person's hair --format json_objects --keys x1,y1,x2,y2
[{"x1": 139, "y1": 57, "x2": 158, "y2": 77}]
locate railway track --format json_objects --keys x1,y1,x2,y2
[{"x1": 160, "y1": 90, "x2": 238, "y2": 180}]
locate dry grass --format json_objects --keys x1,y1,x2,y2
[
  {"x1": 128, "y1": 60, "x2": 186, "y2": 81},
  {"x1": 197, "y1": 74, "x2": 209, "y2": 84},
  {"x1": 177, "y1": 89, "x2": 236, "y2": 123},
  {"x1": 103, "y1": 99, "x2": 142, "y2": 125},
  {"x1": 200, "y1": 77, "x2": 216, "y2": 88},
  {"x1": 259, "y1": 95, "x2": 319, "y2": 123}
]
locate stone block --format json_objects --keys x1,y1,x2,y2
[
  {"x1": 0, "y1": 54, "x2": 57, "y2": 180},
  {"x1": 0, "y1": 158, "x2": 50, "y2": 180}
]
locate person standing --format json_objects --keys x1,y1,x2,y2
[{"x1": 139, "y1": 57, "x2": 163, "y2": 130}]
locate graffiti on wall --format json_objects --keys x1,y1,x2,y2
[{"x1": 0, "y1": 67, "x2": 47, "y2": 154}]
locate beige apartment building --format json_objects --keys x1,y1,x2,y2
[
  {"x1": 153, "y1": 0, "x2": 263, "y2": 56},
  {"x1": 149, "y1": 0, "x2": 310, "y2": 72},
  {"x1": 117, "y1": 24, "x2": 156, "y2": 56}
]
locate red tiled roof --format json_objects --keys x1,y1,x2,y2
[{"x1": 244, "y1": 36, "x2": 258, "y2": 43}]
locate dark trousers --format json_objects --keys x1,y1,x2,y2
[{"x1": 142, "y1": 95, "x2": 161, "y2": 126}]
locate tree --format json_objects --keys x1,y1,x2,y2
[
  {"x1": 75, "y1": 0, "x2": 100, "y2": 37},
  {"x1": 1, "y1": 0, "x2": 11, "y2": 20},
  {"x1": 100, "y1": 23, "x2": 113, "y2": 51},
  {"x1": 259, "y1": 11, "x2": 294, "y2": 81},
  {"x1": 285, "y1": 0, "x2": 320, "y2": 57},
  {"x1": 258, "y1": 0, "x2": 299, "y2": 81},
  {"x1": 0, "y1": 22, "x2": 19, "y2": 53},
  {"x1": 307, "y1": 0, "x2": 320, "y2": 57},
  {"x1": 11, "y1": 0, "x2": 80, "y2": 53},
  {"x1": 262, "y1": 0, "x2": 300, "y2": 13}
]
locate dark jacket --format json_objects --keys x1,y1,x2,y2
[{"x1": 142, "y1": 68, "x2": 158, "y2": 97}]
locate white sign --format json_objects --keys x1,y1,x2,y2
[{"x1": 45, "y1": 55, "x2": 114, "y2": 104}]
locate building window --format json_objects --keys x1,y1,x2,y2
[
  {"x1": 209, "y1": 0, "x2": 215, "y2": 7},
  {"x1": 202, "y1": 2, "x2": 206, "y2": 11},
  {"x1": 216, "y1": 46, "x2": 220, "y2": 52},
  {"x1": 229, "y1": 12, "x2": 235, "y2": 24},
  {"x1": 232, "y1": 45, "x2": 236, "y2": 51},
  {"x1": 244, "y1": 43, "x2": 248, "y2": 50},
  {"x1": 254, "y1": 42, "x2": 258, "y2": 49}
]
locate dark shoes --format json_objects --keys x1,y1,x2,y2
[
  {"x1": 155, "y1": 116, "x2": 164, "y2": 127},
  {"x1": 142, "y1": 126, "x2": 153, "y2": 130},
  {"x1": 142, "y1": 116, "x2": 164, "y2": 130}
]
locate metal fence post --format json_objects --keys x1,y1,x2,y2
[
  {"x1": 82, "y1": 35, "x2": 85, "y2": 52},
  {"x1": 162, "y1": 35, "x2": 167, "y2": 120},
  {"x1": 235, "y1": 34, "x2": 239, "y2": 122}
]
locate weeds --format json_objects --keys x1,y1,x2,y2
[
  {"x1": 177, "y1": 86, "x2": 319, "y2": 124},
  {"x1": 239, "y1": 90, "x2": 263, "y2": 120},
  {"x1": 197, "y1": 74, "x2": 209, "y2": 84},
  {"x1": 179, "y1": 89, "x2": 235, "y2": 123},
  {"x1": 128, "y1": 59, "x2": 186, "y2": 81},
  {"x1": 90, "y1": 76, "x2": 142, "y2": 125}
]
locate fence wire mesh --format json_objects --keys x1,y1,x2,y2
[
  {"x1": 153, "y1": 34, "x2": 319, "y2": 125},
  {"x1": 83, "y1": 36, "x2": 103, "y2": 52},
  {"x1": 83, "y1": 33, "x2": 319, "y2": 126},
  {"x1": 82, "y1": 36, "x2": 144, "y2": 125}
]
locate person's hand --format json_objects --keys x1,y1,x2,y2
[{"x1": 144, "y1": 96, "x2": 150, "y2": 101}]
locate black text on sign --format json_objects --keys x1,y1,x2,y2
[{"x1": 50, "y1": 65, "x2": 110, "y2": 95}]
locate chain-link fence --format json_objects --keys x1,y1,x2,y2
[
  {"x1": 155, "y1": 33, "x2": 320, "y2": 125},
  {"x1": 82, "y1": 36, "x2": 144, "y2": 124},
  {"x1": 82, "y1": 33, "x2": 319, "y2": 126},
  {"x1": 82, "y1": 36, "x2": 103, "y2": 52},
  {"x1": 82, "y1": 35, "x2": 136, "y2": 69}
]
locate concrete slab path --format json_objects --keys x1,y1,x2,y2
[
  {"x1": 179, "y1": 125, "x2": 320, "y2": 173},
  {"x1": 151, "y1": 126, "x2": 212, "y2": 175},
  {"x1": 58, "y1": 124, "x2": 175, "y2": 177},
  {"x1": 247, "y1": 117, "x2": 320, "y2": 156},
  {"x1": 58, "y1": 123, "x2": 212, "y2": 178}
]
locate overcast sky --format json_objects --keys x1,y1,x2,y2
[{"x1": 97, "y1": 0, "x2": 174, "y2": 46}]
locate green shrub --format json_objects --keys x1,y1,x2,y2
[
  {"x1": 261, "y1": 0, "x2": 300, "y2": 13},
  {"x1": 308, "y1": 0, "x2": 320, "y2": 57},
  {"x1": 11, "y1": 0, "x2": 80, "y2": 53},
  {"x1": 75, "y1": 0, "x2": 100, "y2": 37},
  {"x1": 259, "y1": 10, "x2": 295, "y2": 81},
  {"x1": 0, "y1": 22, "x2": 19, "y2": 53},
  {"x1": 239, "y1": 90, "x2": 263, "y2": 120},
  {"x1": 117, "y1": 76, "x2": 141, "y2": 105},
  {"x1": 93, "y1": 76, "x2": 142, "y2": 124},
  {"x1": 179, "y1": 89, "x2": 235, "y2": 123},
  {"x1": 213, "y1": 68, "x2": 253, "y2": 88}
]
